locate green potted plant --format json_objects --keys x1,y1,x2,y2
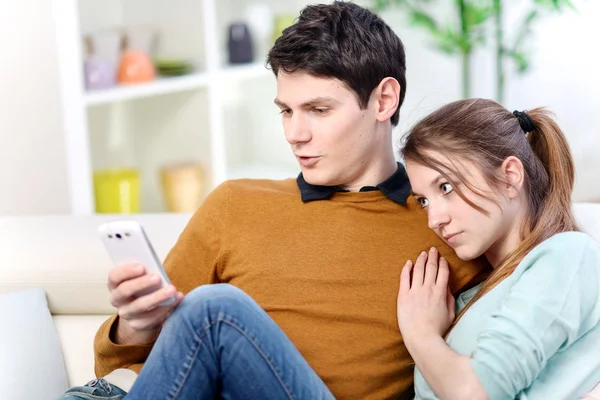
[{"x1": 371, "y1": 0, "x2": 574, "y2": 103}]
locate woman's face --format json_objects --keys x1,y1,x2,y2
[{"x1": 405, "y1": 154, "x2": 524, "y2": 266}]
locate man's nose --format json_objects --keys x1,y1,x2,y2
[{"x1": 285, "y1": 114, "x2": 312, "y2": 145}]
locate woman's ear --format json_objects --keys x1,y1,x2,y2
[
  {"x1": 373, "y1": 77, "x2": 400, "y2": 123},
  {"x1": 501, "y1": 156, "x2": 525, "y2": 199}
]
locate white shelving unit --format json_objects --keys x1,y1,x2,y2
[{"x1": 52, "y1": 0, "x2": 302, "y2": 214}]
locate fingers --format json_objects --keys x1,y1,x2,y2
[
  {"x1": 110, "y1": 273, "x2": 164, "y2": 308},
  {"x1": 411, "y1": 251, "x2": 428, "y2": 287},
  {"x1": 119, "y1": 285, "x2": 178, "y2": 320},
  {"x1": 108, "y1": 264, "x2": 146, "y2": 291},
  {"x1": 118, "y1": 290, "x2": 185, "y2": 332},
  {"x1": 436, "y1": 256, "x2": 450, "y2": 288},
  {"x1": 174, "y1": 291, "x2": 185, "y2": 304},
  {"x1": 400, "y1": 260, "x2": 413, "y2": 293},
  {"x1": 118, "y1": 286, "x2": 181, "y2": 332},
  {"x1": 108, "y1": 261, "x2": 186, "y2": 332},
  {"x1": 122, "y1": 307, "x2": 170, "y2": 331},
  {"x1": 446, "y1": 287, "x2": 456, "y2": 321},
  {"x1": 423, "y1": 247, "x2": 439, "y2": 285}
]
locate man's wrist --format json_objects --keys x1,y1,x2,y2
[{"x1": 112, "y1": 317, "x2": 160, "y2": 345}]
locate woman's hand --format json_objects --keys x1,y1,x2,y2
[{"x1": 397, "y1": 247, "x2": 455, "y2": 348}]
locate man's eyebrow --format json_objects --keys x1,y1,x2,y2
[
  {"x1": 411, "y1": 174, "x2": 445, "y2": 197},
  {"x1": 274, "y1": 96, "x2": 340, "y2": 109},
  {"x1": 299, "y1": 97, "x2": 339, "y2": 107},
  {"x1": 274, "y1": 98, "x2": 288, "y2": 108}
]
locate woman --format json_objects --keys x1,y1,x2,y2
[{"x1": 398, "y1": 98, "x2": 600, "y2": 399}]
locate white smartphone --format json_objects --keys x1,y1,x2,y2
[{"x1": 98, "y1": 220, "x2": 175, "y2": 306}]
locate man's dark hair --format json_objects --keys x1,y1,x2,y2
[{"x1": 267, "y1": 1, "x2": 406, "y2": 126}]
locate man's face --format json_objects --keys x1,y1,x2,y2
[{"x1": 275, "y1": 71, "x2": 381, "y2": 188}]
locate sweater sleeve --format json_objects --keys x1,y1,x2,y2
[
  {"x1": 94, "y1": 182, "x2": 231, "y2": 377},
  {"x1": 469, "y1": 233, "x2": 600, "y2": 400}
]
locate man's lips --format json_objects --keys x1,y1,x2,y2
[{"x1": 296, "y1": 155, "x2": 321, "y2": 167}]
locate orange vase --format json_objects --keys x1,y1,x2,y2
[{"x1": 117, "y1": 50, "x2": 156, "y2": 84}]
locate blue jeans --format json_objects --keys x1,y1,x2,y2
[{"x1": 60, "y1": 284, "x2": 334, "y2": 399}]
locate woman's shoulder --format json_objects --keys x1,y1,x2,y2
[
  {"x1": 532, "y1": 231, "x2": 599, "y2": 255},
  {"x1": 519, "y1": 231, "x2": 600, "y2": 276},
  {"x1": 543, "y1": 231, "x2": 596, "y2": 245}
]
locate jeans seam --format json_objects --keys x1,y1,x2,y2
[{"x1": 169, "y1": 316, "x2": 296, "y2": 400}]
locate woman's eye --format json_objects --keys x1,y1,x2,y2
[
  {"x1": 441, "y1": 183, "x2": 453, "y2": 195},
  {"x1": 418, "y1": 198, "x2": 429, "y2": 208}
]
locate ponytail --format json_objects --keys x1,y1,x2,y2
[{"x1": 526, "y1": 108, "x2": 577, "y2": 230}]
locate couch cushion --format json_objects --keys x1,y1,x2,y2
[
  {"x1": 53, "y1": 315, "x2": 113, "y2": 386},
  {"x1": 574, "y1": 203, "x2": 600, "y2": 242},
  {"x1": 0, "y1": 288, "x2": 69, "y2": 399},
  {"x1": 0, "y1": 213, "x2": 191, "y2": 315}
]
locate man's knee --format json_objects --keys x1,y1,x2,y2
[
  {"x1": 170, "y1": 284, "x2": 256, "y2": 324},
  {"x1": 185, "y1": 283, "x2": 249, "y2": 304}
]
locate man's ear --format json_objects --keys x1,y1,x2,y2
[
  {"x1": 372, "y1": 77, "x2": 400, "y2": 123},
  {"x1": 501, "y1": 156, "x2": 525, "y2": 199}
]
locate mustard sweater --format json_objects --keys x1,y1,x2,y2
[{"x1": 94, "y1": 178, "x2": 489, "y2": 399}]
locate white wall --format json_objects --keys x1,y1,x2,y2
[
  {"x1": 0, "y1": 1, "x2": 70, "y2": 215},
  {"x1": 381, "y1": 0, "x2": 600, "y2": 202},
  {"x1": 506, "y1": 1, "x2": 600, "y2": 202},
  {"x1": 0, "y1": 0, "x2": 598, "y2": 215}
]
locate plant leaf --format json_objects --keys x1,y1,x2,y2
[
  {"x1": 464, "y1": 3, "x2": 493, "y2": 26},
  {"x1": 409, "y1": 10, "x2": 440, "y2": 34},
  {"x1": 532, "y1": 0, "x2": 575, "y2": 12},
  {"x1": 505, "y1": 50, "x2": 530, "y2": 72}
]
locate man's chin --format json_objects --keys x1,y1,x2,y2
[{"x1": 300, "y1": 170, "x2": 332, "y2": 187}]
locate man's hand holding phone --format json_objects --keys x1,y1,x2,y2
[
  {"x1": 108, "y1": 263, "x2": 184, "y2": 345},
  {"x1": 98, "y1": 220, "x2": 185, "y2": 345}
]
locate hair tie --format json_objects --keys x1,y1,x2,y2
[{"x1": 513, "y1": 110, "x2": 535, "y2": 133}]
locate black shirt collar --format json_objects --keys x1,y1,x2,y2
[{"x1": 297, "y1": 163, "x2": 411, "y2": 205}]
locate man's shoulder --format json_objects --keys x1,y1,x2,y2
[
  {"x1": 224, "y1": 177, "x2": 299, "y2": 195},
  {"x1": 189, "y1": 177, "x2": 301, "y2": 231}
]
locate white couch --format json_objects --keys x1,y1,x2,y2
[
  {"x1": 0, "y1": 213, "x2": 192, "y2": 390},
  {"x1": 1, "y1": 204, "x2": 599, "y2": 394}
]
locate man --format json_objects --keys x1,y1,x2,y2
[{"x1": 60, "y1": 2, "x2": 488, "y2": 399}]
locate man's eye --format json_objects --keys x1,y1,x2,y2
[
  {"x1": 441, "y1": 183, "x2": 453, "y2": 195},
  {"x1": 313, "y1": 108, "x2": 329, "y2": 114},
  {"x1": 279, "y1": 109, "x2": 291, "y2": 116},
  {"x1": 418, "y1": 198, "x2": 429, "y2": 208}
]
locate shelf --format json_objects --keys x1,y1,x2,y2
[
  {"x1": 85, "y1": 73, "x2": 210, "y2": 106},
  {"x1": 84, "y1": 62, "x2": 272, "y2": 107}
]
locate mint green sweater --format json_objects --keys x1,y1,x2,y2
[{"x1": 414, "y1": 232, "x2": 600, "y2": 399}]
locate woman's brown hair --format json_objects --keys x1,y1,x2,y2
[{"x1": 401, "y1": 98, "x2": 580, "y2": 330}]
